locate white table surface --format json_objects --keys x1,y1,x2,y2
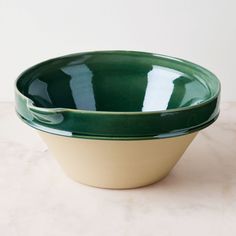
[{"x1": 0, "y1": 102, "x2": 235, "y2": 236}]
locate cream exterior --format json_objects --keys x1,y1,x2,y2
[{"x1": 39, "y1": 131, "x2": 197, "y2": 189}]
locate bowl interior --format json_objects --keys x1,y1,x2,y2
[{"x1": 17, "y1": 51, "x2": 218, "y2": 112}]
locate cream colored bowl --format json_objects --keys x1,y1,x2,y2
[{"x1": 39, "y1": 131, "x2": 197, "y2": 189}]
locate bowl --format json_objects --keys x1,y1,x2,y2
[{"x1": 15, "y1": 51, "x2": 220, "y2": 189}]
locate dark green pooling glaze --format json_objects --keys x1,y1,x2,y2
[{"x1": 15, "y1": 51, "x2": 220, "y2": 140}]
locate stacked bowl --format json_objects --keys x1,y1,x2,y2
[{"x1": 15, "y1": 51, "x2": 220, "y2": 189}]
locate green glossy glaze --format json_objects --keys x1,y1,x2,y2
[{"x1": 15, "y1": 51, "x2": 220, "y2": 140}]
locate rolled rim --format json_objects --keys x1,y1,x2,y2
[{"x1": 15, "y1": 50, "x2": 221, "y2": 140}]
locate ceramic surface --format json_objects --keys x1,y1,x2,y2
[
  {"x1": 39, "y1": 130, "x2": 197, "y2": 189},
  {"x1": 15, "y1": 51, "x2": 220, "y2": 139}
]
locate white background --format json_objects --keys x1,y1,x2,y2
[{"x1": 1, "y1": 0, "x2": 235, "y2": 101}]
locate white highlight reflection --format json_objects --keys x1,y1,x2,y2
[
  {"x1": 62, "y1": 64, "x2": 96, "y2": 110},
  {"x1": 29, "y1": 79, "x2": 52, "y2": 104},
  {"x1": 142, "y1": 66, "x2": 183, "y2": 111}
]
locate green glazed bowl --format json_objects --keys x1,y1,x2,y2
[
  {"x1": 15, "y1": 50, "x2": 220, "y2": 140},
  {"x1": 15, "y1": 50, "x2": 221, "y2": 189}
]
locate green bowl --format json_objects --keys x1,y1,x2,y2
[
  {"x1": 15, "y1": 51, "x2": 221, "y2": 188},
  {"x1": 15, "y1": 51, "x2": 220, "y2": 140}
]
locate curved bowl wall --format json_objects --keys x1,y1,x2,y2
[{"x1": 15, "y1": 51, "x2": 220, "y2": 139}]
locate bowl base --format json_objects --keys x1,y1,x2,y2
[
  {"x1": 38, "y1": 131, "x2": 197, "y2": 189},
  {"x1": 64, "y1": 170, "x2": 171, "y2": 190}
]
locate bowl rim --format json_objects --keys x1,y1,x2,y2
[
  {"x1": 15, "y1": 50, "x2": 220, "y2": 140},
  {"x1": 16, "y1": 111, "x2": 218, "y2": 140},
  {"x1": 15, "y1": 50, "x2": 221, "y2": 115}
]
